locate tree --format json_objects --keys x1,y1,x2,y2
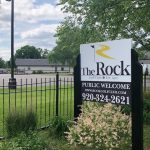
[
  {"x1": 38, "y1": 48, "x2": 49, "y2": 58},
  {"x1": 15, "y1": 45, "x2": 42, "y2": 59},
  {"x1": 49, "y1": 18, "x2": 104, "y2": 66},
  {"x1": 0, "y1": 57, "x2": 6, "y2": 68},
  {"x1": 49, "y1": 19, "x2": 83, "y2": 66},
  {"x1": 59, "y1": 0, "x2": 150, "y2": 51}
]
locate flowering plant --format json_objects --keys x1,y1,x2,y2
[{"x1": 66, "y1": 102, "x2": 131, "y2": 149}]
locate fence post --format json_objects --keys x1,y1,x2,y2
[
  {"x1": 131, "y1": 49, "x2": 143, "y2": 150},
  {"x1": 56, "y1": 72, "x2": 59, "y2": 116},
  {"x1": 74, "y1": 54, "x2": 82, "y2": 119}
]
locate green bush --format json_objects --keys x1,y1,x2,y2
[
  {"x1": 32, "y1": 70, "x2": 44, "y2": 74},
  {"x1": 143, "y1": 99, "x2": 150, "y2": 124},
  {"x1": 23, "y1": 111, "x2": 37, "y2": 133},
  {"x1": 6, "y1": 111, "x2": 37, "y2": 137},
  {"x1": 37, "y1": 70, "x2": 43, "y2": 74},
  {"x1": 120, "y1": 99, "x2": 150, "y2": 125},
  {"x1": 66, "y1": 103, "x2": 131, "y2": 150},
  {"x1": 49, "y1": 116, "x2": 68, "y2": 138},
  {"x1": 32, "y1": 70, "x2": 36, "y2": 74},
  {"x1": 0, "y1": 132, "x2": 47, "y2": 150}
]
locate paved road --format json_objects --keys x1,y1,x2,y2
[{"x1": 0, "y1": 74, "x2": 73, "y2": 87}]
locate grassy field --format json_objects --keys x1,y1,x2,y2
[{"x1": 0, "y1": 85, "x2": 74, "y2": 137}]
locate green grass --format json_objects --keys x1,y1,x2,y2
[
  {"x1": 144, "y1": 88, "x2": 150, "y2": 100},
  {"x1": 39, "y1": 130, "x2": 93, "y2": 150},
  {"x1": 0, "y1": 126, "x2": 149, "y2": 150},
  {"x1": 0, "y1": 85, "x2": 74, "y2": 137},
  {"x1": 144, "y1": 125, "x2": 150, "y2": 150},
  {"x1": 40, "y1": 125, "x2": 150, "y2": 150}
]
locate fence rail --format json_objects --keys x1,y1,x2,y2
[{"x1": 0, "y1": 73, "x2": 74, "y2": 138}]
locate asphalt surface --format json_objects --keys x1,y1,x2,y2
[
  {"x1": 0, "y1": 74, "x2": 148, "y2": 88},
  {"x1": 0, "y1": 74, "x2": 73, "y2": 87}
]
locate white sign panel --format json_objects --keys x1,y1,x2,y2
[{"x1": 80, "y1": 39, "x2": 132, "y2": 105}]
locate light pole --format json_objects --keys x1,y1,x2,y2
[{"x1": 6, "y1": 0, "x2": 16, "y2": 89}]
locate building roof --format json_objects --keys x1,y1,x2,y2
[
  {"x1": 16, "y1": 59, "x2": 51, "y2": 66},
  {"x1": 15, "y1": 59, "x2": 68, "y2": 66}
]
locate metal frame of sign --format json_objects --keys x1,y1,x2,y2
[{"x1": 74, "y1": 47, "x2": 143, "y2": 150}]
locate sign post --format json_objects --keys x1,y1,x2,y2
[
  {"x1": 131, "y1": 50, "x2": 143, "y2": 150},
  {"x1": 74, "y1": 39, "x2": 143, "y2": 150}
]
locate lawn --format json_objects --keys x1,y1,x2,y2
[
  {"x1": 0, "y1": 84, "x2": 74, "y2": 137},
  {"x1": 144, "y1": 125, "x2": 150, "y2": 150},
  {"x1": 40, "y1": 125, "x2": 150, "y2": 150}
]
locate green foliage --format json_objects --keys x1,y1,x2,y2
[
  {"x1": 144, "y1": 125, "x2": 150, "y2": 149},
  {"x1": 120, "y1": 98, "x2": 150, "y2": 125},
  {"x1": 143, "y1": 99, "x2": 150, "y2": 125},
  {"x1": 66, "y1": 103, "x2": 131, "y2": 149},
  {"x1": 59, "y1": 0, "x2": 150, "y2": 51},
  {"x1": 39, "y1": 48, "x2": 49, "y2": 58},
  {"x1": 36, "y1": 70, "x2": 43, "y2": 74},
  {"x1": 49, "y1": 116, "x2": 68, "y2": 138},
  {"x1": 0, "y1": 57, "x2": 6, "y2": 68},
  {"x1": 49, "y1": 18, "x2": 104, "y2": 66},
  {"x1": 6, "y1": 111, "x2": 37, "y2": 137},
  {"x1": 49, "y1": 19, "x2": 85, "y2": 66},
  {"x1": 32, "y1": 70, "x2": 36, "y2": 74},
  {"x1": 32, "y1": 70, "x2": 44, "y2": 74},
  {"x1": 15, "y1": 45, "x2": 41, "y2": 59},
  {"x1": 15, "y1": 45, "x2": 49, "y2": 59},
  {"x1": 144, "y1": 89, "x2": 150, "y2": 100},
  {"x1": 0, "y1": 132, "x2": 47, "y2": 150}
]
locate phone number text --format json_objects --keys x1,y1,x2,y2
[{"x1": 82, "y1": 93, "x2": 130, "y2": 105}]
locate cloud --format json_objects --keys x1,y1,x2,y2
[
  {"x1": 17, "y1": 3, "x2": 65, "y2": 23},
  {"x1": 14, "y1": 41, "x2": 29, "y2": 50},
  {"x1": 0, "y1": 0, "x2": 66, "y2": 60},
  {"x1": 0, "y1": 49, "x2": 11, "y2": 60},
  {"x1": 0, "y1": 0, "x2": 66, "y2": 24},
  {"x1": 21, "y1": 24, "x2": 59, "y2": 39},
  {"x1": 15, "y1": 35, "x2": 56, "y2": 51},
  {"x1": 18, "y1": 24, "x2": 59, "y2": 51}
]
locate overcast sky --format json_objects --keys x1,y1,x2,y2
[{"x1": 0, "y1": 0, "x2": 66, "y2": 60}]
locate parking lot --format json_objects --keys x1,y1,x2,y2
[{"x1": 0, "y1": 74, "x2": 73, "y2": 87}]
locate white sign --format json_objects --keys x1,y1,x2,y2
[
  {"x1": 80, "y1": 39, "x2": 131, "y2": 82},
  {"x1": 80, "y1": 39, "x2": 132, "y2": 105}
]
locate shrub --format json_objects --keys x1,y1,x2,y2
[
  {"x1": 66, "y1": 103, "x2": 131, "y2": 150},
  {"x1": 32, "y1": 70, "x2": 36, "y2": 74},
  {"x1": 24, "y1": 111, "x2": 37, "y2": 132},
  {"x1": 32, "y1": 70, "x2": 44, "y2": 74},
  {"x1": 37, "y1": 70, "x2": 43, "y2": 74},
  {"x1": 49, "y1": 116, "x2": 68, "y2": 138},
  {"x1": 0, "y1": 132, "x2": 47, "y2": 150},
  {"x1": 6, "y1": 111, "x2": 37, "y2": 137}
]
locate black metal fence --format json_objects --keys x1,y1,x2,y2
[{"x1": 0, "y1": 73, "x2": 74, "y2": 138}]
